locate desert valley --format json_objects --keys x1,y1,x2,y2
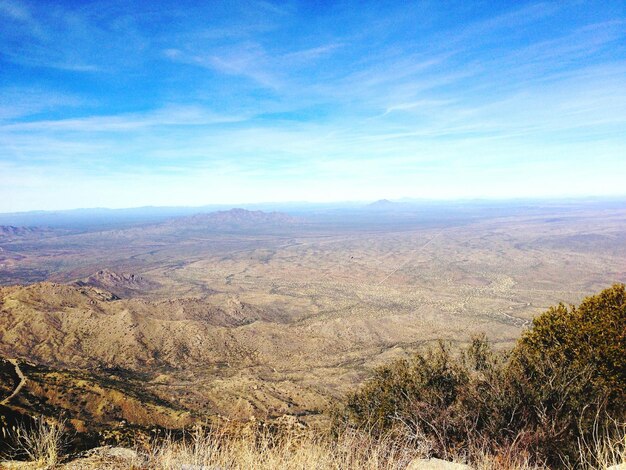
[{"x1": 1, "y1": 200, "x2": 624, "y2": 445}]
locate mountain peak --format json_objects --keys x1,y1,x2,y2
[{"x1": 367, "y1": 199, "x2": 396, "y2": 208}]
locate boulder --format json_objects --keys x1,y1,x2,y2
[
  {"x1": 62, "y1": 446, "x2": 145, "y2": 469},
  {"x1": 407, "y1": 457, "x2": 472, "y2": 470}
]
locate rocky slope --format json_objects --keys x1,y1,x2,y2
[
  {"x1": 0, "y1": 282, "x2": 267, "y2": 370},
  {"x1": 0, "y1": 225, "x2": 54, "y2": 240},
  {"x1": 73, "y1": 269, "x2": 159, "y2": 298}
]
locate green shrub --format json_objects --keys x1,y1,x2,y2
[
  {"x1": 338, "y1": 284, "x2": 626, "y2": 467},
  {"x1": 516, "y1": 283, "x2": 625, "y2": 409},
  {"x1": 509, "y1": 283, "x2": 626, "y2": 465}
]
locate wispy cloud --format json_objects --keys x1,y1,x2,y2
[
  {"x1": 0, "y1": 0, "x2": 147, "y2": 71},
  {"x1": 1, "y1": 0, "x2": 625, "y2": 211},
  {"x1": 2, "y1": 106, "x2": 250, "y2": 132},
  {"x1": 0, "y1": 0, "x2": 33, "y2": 22},
  {"x1": 0, "y1": 88, "x2": 86, "y2": 121}
]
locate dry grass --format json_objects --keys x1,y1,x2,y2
[
  {"x1": 3, "y1": 417, "x2": 66, "y2": 468},
  {"x1": 576, "y1": 419, "x2": 626, "y2": 470},
  {"x1": 142, "y1": 424, "x2": 626, "y2": 470},
  {"x1": 146, "y1": 423, "x2": 418, "y2": 470},
  {"x1": 1, "y1": 418, "x2": 624, "y2": 469}
]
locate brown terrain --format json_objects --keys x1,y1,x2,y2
[
  {"x1": 0, "y1": 226, "x2": 53, "y2": 240},
  {"x1": 0, "y1": 203, "x2": 625, "y2": 435}
]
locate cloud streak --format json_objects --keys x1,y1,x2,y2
[{"x1": 1, "y1": 0, "x2": 625, "y2": 211}]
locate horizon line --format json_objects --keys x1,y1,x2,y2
[{"x1": 2, "y1": 194, "x2": 626, "y2": 217}]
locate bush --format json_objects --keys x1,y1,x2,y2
[
  {"x1": 515, "y1": 283, "x2": 625, "y2": 410},
  {"x1": 338, "y1": 284, "x2": 626, "y2": 468},
  {"x1": 507, "y1": 283, "x2": 625, "y2": 465}
]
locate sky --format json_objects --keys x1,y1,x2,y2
[{"x1": 1, "y1": 0, "x2": 625, "y2": 212}]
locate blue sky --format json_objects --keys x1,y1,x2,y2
[{"x1": 1, "y1": 0, "x2": 625, "y2": 212}]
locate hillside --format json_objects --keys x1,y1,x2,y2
[
  {"x1": 0, "y1": 356, "x2": 194, "y2": 455},
  {"x1": 73, "y1": 269, "x2": 159, "y2": 298},
  {"x1": 0, "y1": 282, "x2": 332, "y2": 421},
  {"x1": 0, "y1": 226, "x2": 53, "y2": 240},
  {"x1": 0, "y1": 282, "x2": 266, "y2": 370}
]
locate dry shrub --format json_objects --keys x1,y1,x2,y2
[
  {"x1": 4, "y1": 417, "x2": 67, "y2": 467},
  {"x1": 576, "y1": 418, "x2": 626, "y2": 469},
  {"x1": 339, "y1": 284, "x2": 626, "y2": 468},
  {"x1": 146, "y1": 420, "x2": 419, "y2": 470}
]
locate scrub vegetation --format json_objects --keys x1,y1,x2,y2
[{"x1": 339, "y1": 284, "x2": 626, "y2": 468}]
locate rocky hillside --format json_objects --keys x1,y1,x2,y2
[
  {"x1": 73, "y1": 269, "x2": 159, "y2": 298},
  {"x1": 0, "y1": 282, "x2": 268, "y2": 370},
  {"x1": 0, "y1": 225, "x2": 53, "y2": 240},
  {"x1": 0, "y1": 356, "x2": 194, "y2": 454}
]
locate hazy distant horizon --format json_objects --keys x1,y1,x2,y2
[
  {"x1": 2, "y1": 1, "x2": 625, "y2": 212},
  {"x1": 1, "y1": 194, "x2": 625, "y2": 218}
]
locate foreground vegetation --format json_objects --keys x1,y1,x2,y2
[
  {"x1": 340, "y1": 284, "x2": 626, "y2": 468},
  {"x1": 2, "y1": 415, "x2": 624, "y2": 469},
  {"x1": 2, "y1": 284, "x2": 624, "y2": 469}
]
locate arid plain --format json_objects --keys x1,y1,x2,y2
[{"x1": 1, "y1": 201, "x2": 625, "y2": 431}]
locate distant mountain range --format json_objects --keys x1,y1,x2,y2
[{"x1": 163, "y1": 208, "x2": 302, "y2": 231}]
